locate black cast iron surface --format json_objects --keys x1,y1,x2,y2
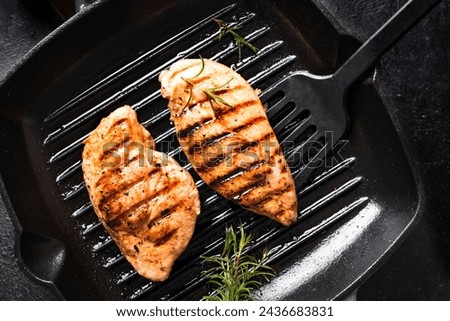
[{"x1": 0, "y1": 0, "x2": 449, "y2": 300}]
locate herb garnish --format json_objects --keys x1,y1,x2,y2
[
  {"x1": 180, "y1": 57, "x2": 205, "y2": 111},
  {"x1": 181, "y1": 57, "x2": 234, "y2": 112},
  {"x1": 214, "y1": 19, "x2": 259, "y2": 53},
  {"x1": 201, "y1": 77, "x2": 234, "y2": 109},
  {"x1": 213, "y1": 18, "x2": 259, "y2": 61},
  {"x1": 202, "y1": 224, "x2": 275, "y2": 301}
]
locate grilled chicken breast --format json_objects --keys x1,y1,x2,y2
[
  {"x1": 82, "y1": 105, "x2": 200, "y2": 281},
  {"x1": 159, "y1": 59, "x2": 297, "y2": 226}
]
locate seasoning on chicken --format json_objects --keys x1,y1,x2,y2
[
  {"x1": 82, "y1": 105, "x2": 200, "y2": 281},
  {"x1": 159, "y1": 59, "x2": 297, "y2": 226}
]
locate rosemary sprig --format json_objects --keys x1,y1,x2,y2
[
  {"x1": 180, "y1": 57, "x2": 205, "y2": 111},
  {"x1": 181, "y1": 57, "x2": 234, "y2": 111},
  {"x1": 200, "y1": 77, "x2": 234, "y2": 108},
  {"x1": 213, "y1": 18, "x2": 258, "y2": 60},
  {"x1": 228, "y1": 28, "x2": 259, "y2": 53},
  {"x1": 202, "y1": 224, "x2": 275, "y2": 301}
]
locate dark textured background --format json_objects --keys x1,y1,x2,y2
[{"x1": 0, "y1": 0, "x2": 449, "y2": 300}]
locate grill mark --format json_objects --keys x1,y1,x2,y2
[
  {"x1": 94, "y1": 153, "x2": 150, "y2": 188},
  {"x1": 237, "y1": 140, "x2": 260, "y2": 153},
  {"x1": 95, "y1": 167, "x2": 121, "y2": 188},
  {"x1": 197, "y1": 139, "x2": 259, "y2": 170},
  {"x1": 187, "y1": 132, "x2": 233, "y2": 155},
  {"x1": 147, "y1": 204, "x2": 179, "y2": 228},
  {"x1": 154, "y1": 228, "x2": 179, "y2": 247},
  {"x1": 177, "y1": 117, "x2": 213, "y2": 139},
  {"x1": 215, "y1": 99, "x2": 259, "y2": 118},
  {"x1": 194, "y1": 115, "x2": 267, "y2": 152},
  {"x1": 227, "y1": 167, "x2": 272, "y2": 201},
  {"x1": 126, "y1": 152, "x2": 140, "y2": 164},
  {"x1": 124, "y1": 151, "x2": 145, "y2": 167},
  {"x1": 273, "y1": 204, "x2": 296, "y2": 221},
  {"x1": 229, "y1": 98, "x2": 259, "y2": 109},
  {"x1": 227, "y1": 84, "x2": 245, "y2": 92},
  {"x1": 231, "y1": 180, "x2": 265, "y2": 203},
  {"x1": 245, "y1": 183, "x2": 294, "y2": 208},
  {"x1": 196, "y1": 131, "x2": 275, "y2": 173},
  {"x1": 201, "y1": 131, "x2": 234, "y2": 147},
  {"x1": 177, "y1": 99, "x2": 261, "y2": 139},
  {"x1": 232, "y1": 115, "x2": 267, "y2": 134},
  {"x1": 105, "y1": 180, "x2": 181, "y2": 228},
  {"x1": 200, "y1": 154, "x2": 227, "y2": 169},
  {"x1": 209, "y1": 159, "x2": 267, "y2": 188},
  {"x1": 184, "y1": 74, "x2": 213, "y2": 85},
  {"x1": 97, "y1": 167, "x2": 160, "y2": 210},
  {"x1": 100, "y1": 134, "x2": 131, "y2": 161},
  {"x1": 112, "y1": 118, "x2": 127, "y2": 127}
]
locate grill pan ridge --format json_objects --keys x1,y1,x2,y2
[{"x1": 0, "y1": 0, "x2": 419, "y2": 300}]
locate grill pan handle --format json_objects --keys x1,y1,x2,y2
[
  {"x1": 333, "y1": 0, "x2": 443, "y2": 89},
  {"x1": 19, "y1": 232, "x2": 66, "y2": 283}
]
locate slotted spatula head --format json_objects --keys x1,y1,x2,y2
[
  {"x1": 260, "y1": 0, "x2": 442, "y2": 185},
  {"x1": 261, "y1": 72, "x2": 348, "y2": 184}
]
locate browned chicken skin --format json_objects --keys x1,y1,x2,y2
[
  {"x1": 82, "y1": 106, "x2": 200, "y2": 281},
  {"x1": 159, "y1": 59, "x2": 297, "y2": 226}
]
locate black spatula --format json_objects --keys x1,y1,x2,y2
[{"x1": 261, "y1": 0, "x2": 442, "y2": 185}]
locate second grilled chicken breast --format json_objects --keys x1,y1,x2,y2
[
  {"x1": 82, "y1": 105, "x2": 200, "y2": 281},
  {"x1": 159, "y1": 59, "x2": 297, "y2": 226}
]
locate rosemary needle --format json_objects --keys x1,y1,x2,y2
[
  {"x1": 202, "y1": 224, "x2": 275, "y2": 301},
  {"x1": 180, "y1": 57, "x2": 205, "y2": 111},
  {"x1": 213, "y1": 18, "x2": 259, "y2": 60},
  {"x1": 182, "y1": 57, "x2": 234, "y2": 110},
  {"x1": 185, "y1": 56, "x2": 205, "y2": 83},
  {"x1": 200, "y1": 77, "x2": 234, "y2": 108}
]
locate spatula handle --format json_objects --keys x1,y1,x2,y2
[{"x1": 333, "y1": 0, "x2": 442, "y2": 89}]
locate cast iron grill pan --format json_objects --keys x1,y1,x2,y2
[{"x1": 0, "y1": 0, "x2": 419, "y2": 300}]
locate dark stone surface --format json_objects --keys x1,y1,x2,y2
[
  {"x1": 319, "y1": 0, "x2": 450, "y2": 300},
  {"x1": 0, "y1": 0, "x2": 449, "y2": 300},
  {"x1": 0, "y1": 0, "x2": 62, "y2": 301}
]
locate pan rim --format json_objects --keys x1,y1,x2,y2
[{"x1": 0, "y1": 0, "x2": 422, "y2": 300}]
